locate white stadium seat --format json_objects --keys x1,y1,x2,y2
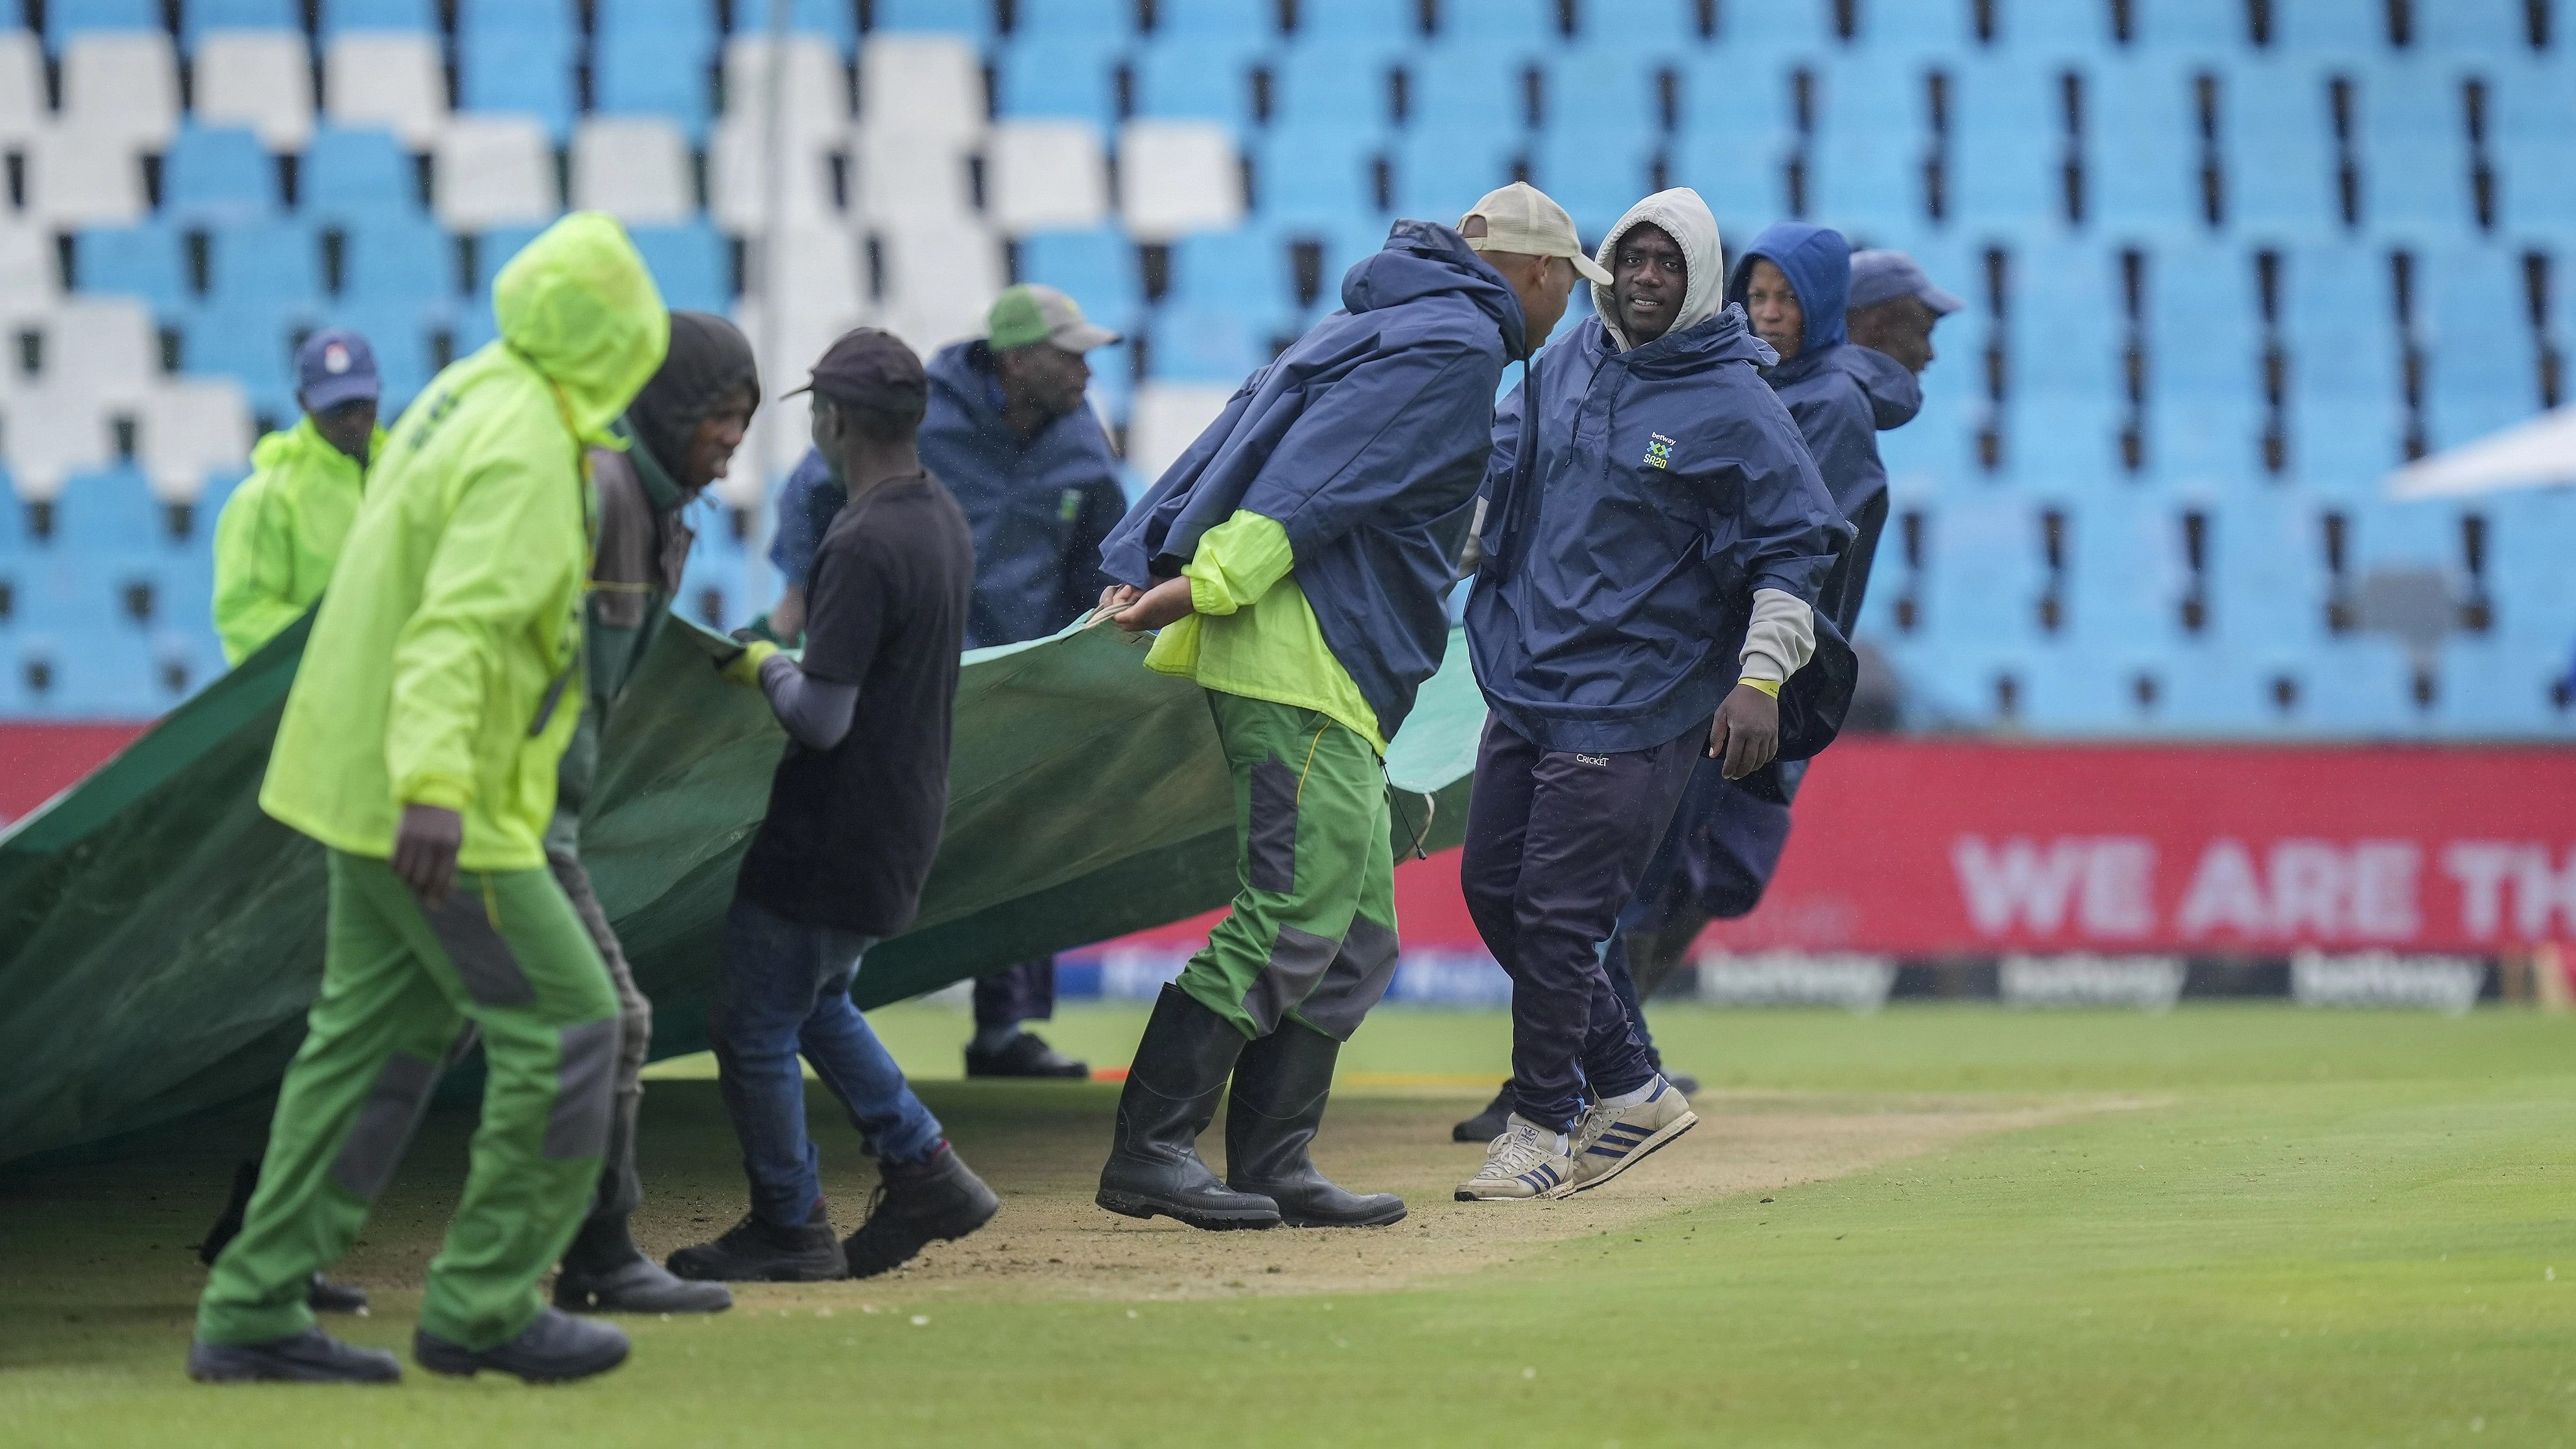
[
  {"x1": 41, "y1": 298, "x2": 162, "y2": 411},
  {"x1": 433, "y1": 115, "x2": 561, "y2": 230},
  {"x1": 25, "y1": 126, "x2": 149, "y2": 228},
  {"x1": 0, "y1": 222, "x2": 60, "y2": 322},
  {"x1": 721, "y1": 36, "x2": 853, "y2": 149},
  {"x1": 1, "y1": 387, "x2": 115, "y2": 499},
  {"x1": 1128, "y1": 383, "x2": 1238, "y2": 481},
  {"x1": 850, "y1": 125, "x2": 976, "y2": 225},
  {"x1": 61, "y1": 31, "x2": 182, "y2": 152},
  {"x1": 986, "y1": 119, "x2": 1109, "y2": 234},
  {"x1": 0, "y1": 30, "x2": 44, "y2": 147},
  {"x1": 324, "y1": 33, "x2": 449, "y2": 149},
  {"x1": 1118, "y1": 119, "x2": 1246, "y2": 241},
  {"x1": 857, "y1": 33, "x2": 987, "y2": 143},
  {"x1": 707, "y1": 115, "x2": 840, "y2": 232},
  {"x1": 139, "y1": 378, "x2": 255, "y2": 500},
  {"x1": 751, "y1": 222, "x2": 867, "y2": 324},
  {"x1": 571, "y1": 115, "x2": 697, "y2": 226},
  {"x1": 194, "y1": 31, "x2": 319, "y2": 152},
  {"x1": 873, "y1": 219, "x2": 1004, "y2": 355}
]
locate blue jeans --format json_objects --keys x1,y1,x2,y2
[{"x1": 708, "y1": 895, "x2": 944, "y2": 1227}]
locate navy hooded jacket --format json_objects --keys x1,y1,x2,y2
[
  {"x1": 1465, "y1": 306, "x2": 1852, "y2": 755},
  {"x1": 1727, "y1": 222, "x2": 1922, "y2": 514},
  {"x1": 1100, "y1": 220, "x2": 1525, "y2": 739}
]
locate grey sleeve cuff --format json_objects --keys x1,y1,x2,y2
[
  {"x1": 758, "y1": 651, "x2": 860, "y2": 751},
  {"x1": 1738, "y1": 587, "x2": 1816, "y2": 684}
]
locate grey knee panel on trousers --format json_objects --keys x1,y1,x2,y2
[
  {"x1": 1240, "y1": 925, "x2": 1341, "y2": 1036},
  {"x1": 1246, "y1": 753, "x2": 1300, "y2": 893},
  {"x1": 327, "y1": 1050, "x2": 440, "y2": 1200},
  {"x1": 424, "y1": 891, "x2": 538, "y2": 1007},
  {"x1": 543, "y1": 1017, "x2": 620, "y2": 1160},
  {"x1": 1292, "y1": 916, "x2": 1402, "y2": 1041}
]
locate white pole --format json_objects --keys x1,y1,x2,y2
[{"x1": 748, "y1": 0, "x2": 796, "y2": 627}]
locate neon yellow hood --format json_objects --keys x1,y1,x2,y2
[{"x1": 493, "y1": 212, "x2": 670, "y2": 440}]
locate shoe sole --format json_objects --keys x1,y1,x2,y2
[
  {"x1": 1095, "y1": 1188, "x2": 1280, "y2": 1231},
  {"x1": 1452, "y1": 1184, "x2": 1549, "y2": 1201},
  {"x1": 415, "y1": 1343, "x2": 630, "y2": 1383},
  {"x1": 1278, "y1": 1203, "x2": 1408, "y2": 1228},
  {"x1": 187, "y1": 1361, "x2": 399, "y2": 1385},
  {"x1": 663, "y1": 1256, "x2": 845, "y2": 1284},
  {"x1": 1552, "y1": 1110, "x2": 1699, "y2": 1199}
]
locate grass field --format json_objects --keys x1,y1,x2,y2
[{"x1": 7, "y1": 1001, "x2": 2576, "y2": 1446}]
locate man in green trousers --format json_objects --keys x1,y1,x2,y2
[{"x1": 188, "y1": 212, "x2": 668, "y2": 1386}]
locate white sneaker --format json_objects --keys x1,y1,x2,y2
[
  {"x1": 1564, "y1": 1076, "x2": 1697, "y2": 1196},
  {"x1": 1454, "y1": 1113, "x2": 1576, "y2": 1201}
]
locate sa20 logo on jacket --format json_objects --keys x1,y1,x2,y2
[{"x1": 1642, "y1": 432, "x2": 1677, "y2": 470}]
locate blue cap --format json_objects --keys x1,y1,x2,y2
[
  {"x1": 1848, "y1": 250, "x2": 1965, "y2": 316},
  {"x1": 296, "y1": 328, "x2": 381, "y2": 412}
]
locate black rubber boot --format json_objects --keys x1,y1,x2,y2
[
  {"x1": 666, "y1": 1209, "x2": 846, "y2": 1282},
  {"x1": 556, "y1": 1214, "x2": 733, "y2": 1314},
  {"x1": 1095, "y1": 985, "x2": 1281, "y2": 1231},
  {"x1": 842, "y1": 1143, "x2": 1000, "y2": 1278},
  {"x1": 1451, "y1": 1080, "x2": 1514, "y2": 1143},
  {"x1": 1225, "y1": 1022, "x2": 1406, "y2": 1227},
  {"x1": 414, "y1": 1307, "x2": 628, "y2": 1384},
  {"x1": 187, "y1": 1329, "x2": 401, "y2": 1384},
  {"x1": 965, "y1": 1031, "x2": 1090, "y2": 1079}
]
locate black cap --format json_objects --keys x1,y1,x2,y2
[{"x1": 787, "y1": 327, "x2": 928, "y2": 416}]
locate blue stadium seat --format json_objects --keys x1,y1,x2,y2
[
  {"x1": 2020, "y1": 642, "x2": 2188, "y2": 734},
  {"x1": 1164, "y1": 229, "x2": 1295, "y2": 315},
  {"x1": 2089, "y1": 56, "x2": 2198, "y2": 233},
  {"x1": 2345, "y1": 494, "x2": 2466, "y2": 574},
  {"x1": 2434, "y1": 636, "x2": 2571, "y2": 735},
  {"x1": 871, "y1": 0, "x2": 998, "y2": 38},
  {"x1": 459, "y1": 0, "x2": 576, "y2": 44},
  {"x1": 150, "y1": 624, "x2": 227, "y2": 703},
  {"x1": 1146, "y1": 304, "x2": 1288, "y2": 381},
  {"x1": 1155, "y1": 0, "x2": 1277, "y2": 35},
  {"x1": 1529, "y1": 126, "x2": 1657, "y2": 243},
  {"x1": 460, "y1": 34, "x2": 579, "y2": 137},
  {"x1": 1132, "y1": 35, "x2": 1270, "y2": 130},
  {"x1": 2492, "y1": 59, "x2": 2576, "y2": 233},
  {"x1": 2280, "y1": 242, "x2": 2404, "y2": 490},
  {"x1": 1667, "y1": 128, "x2": 1797, "y2": 232},
  {"x1": 180, "y1": 301, "x2": 303, "y2": 419},
  {"x1": 1541, "y1": 45, "x2": 1666, "y2": 142},
  {"x1": 2274, "y1": 0, "x2": 2387, "y2": 54},
  {"x1": 1957, "y1": 58, "x2": 2076, "y2": 226},
  {"x1": 2131, "y1": 0, "x2": 2247, "y2": 49},
  {"x1": 2208, "y1": 486, "x2": 2332, "y2": 651},
  {"x1": 2144, "y1": 241, "x2": 2260, "y2": 400},
  {"x1": 2300, "y1": 637, "x2": 2424, "y2": 736},
  {"x1": 15, "y1": 630, "x2": 168, "y2": 720},
  {"x1": 2353, "y1": 59, "x2": 2475, "y2": 239},
  {"x1": 596, "y1": 27, "x2": 717, "y2": 134},
  {"x1": 597, "y1": 0, "x2": 718, "y2": 44},
  {"x1": 1921, "y1": 495, "x2": 2047, "y2": 646},
  {"x1": 2419, "y1": 0, "x2": 2535, "y2": 53},
  {"x1": 2003, "y1": 239, "x2": 2121, "y2": 397},
  {"x1": 1437, "y1": 0, "x2": 1557, "y2": 42},
  {"x1": 1812, "y1": 56, "x2": 1934, "y2": 230},
  {"x1": 183, "y1": 0, "x2": 300, "y2": 47},
  {"x1": 54, "y1": 467, "x2": 165, "y2": 556},
  {"x1": 1297, "y1": 0, "x2": 1418, "y2": 39},
  {"x1": 1716, "y1": 0, "x2": 1832, "y2": 49},
  {"x1": 2416, "y1": 242, "x2": 2542, "y2": 451},
  {"x1": 1404, "y1": 40, "x2": 1537, "y2": 133},
  {"x1": 340, "y1": 217, "x2": 456, "y2": 303},
  {"x1": 1989, "y1": 0, "x2": 2114, "y2": 50},
  {"x1": 1388, "y1": 125, "x2": 1519, "y2": 226},
  {"x1": 320, "y1": 0, "x2": 437, "y2": 35},
  {"x1": 1018, "y1": 227, "x2": 1143, "y2": 333},
  {"x1": 45, "y1": 0, "x2": 158, "y2": 47},
  {"x1": 1251, "y1": 123, "x2": 1384, "y2": 226},
  {"x1": 324, "y1": 300, "x2": 438, "y2": 410},
  {"x1": 2062, "y1": 490, "x2": 2190, "y2": 644},
  {"x1": 1876, "y1": 376, "x2": 1985, "y2": 497},
  {"x1": 2217, "y1": 58, "x2": 2339, "y2": 235},
  {"x1": 725, "y1": 0, "x2": 856, "y2": 49},
  {"x1": 302, "y1": 128, "x2": 423, "y2": 224},
  {"x1": 74, "y1": 223, "x2": 189, "y2": 309},
  {"x1": 1574, "y1": 0, "x2": 1701, "y2": 46},
  {"x1": 1270, "y1": 40, "x2": 1400, "y2": 129},
  {"x1": 206, "y1": 218, "x2": 324, "y2": 309},
  {"x1": 163, "y1": 126, "x2": 281, "y2": 228},
  {"x1": 993, "y1": 32, "x2": 1124, "y2": 124},
  {"x1": 2483, "y1": 491, "x2": 2576, "y2": 651},
  {"x1": 1859, "y1": 0, "x2": 1975, "y2": 53},
  {"x1": 1016, "y1": 0, "x2": 1133, "y2": 36},
  {"x1": 630, "y1": 223, "x2": 733, "y2": 314}
]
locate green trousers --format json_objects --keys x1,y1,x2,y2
[
  {"x1": 1178, "y1": 692, "x2": 1400, "y2": 1042},
  {"x1": 196, "y1": 851, "x2": 619, "y2": 1351}
]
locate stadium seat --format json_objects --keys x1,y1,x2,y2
[
  {"x1": 60, "y1": 31, "x2": 181, "y2": 152},
  {"x1": 1921, "y1": 495, "x2": 2048, "y2": 646},
  {"x1": 2131, "y1": 0, "x2": 2249, "y2": 49},
  {"x1": 73, "y1": 223, "x2": 188, "y2": 310},
  {"x1": 137, "y1": 378, "x2": 254, "y2": 499},
  {"x1": 0, "y1": 30, "x2": 41, "y2": 149},
  {"x1": 1956, "y1": 58, "x2": 2077, "y2": 227},
  {"x1": 2302, "y1": 636, "x2": 2426, "y2": 736},
  {"x1": 1858, "y1": 0, "x2": 1976, "y2": 53},
  {"x1": 595, "y1": 25, "x2": 717, "y2": 135},
  {"x1": 324, "y1": 298, "x2": 438, "y2": 408},
  {"x1": 2487, "y1": 59, "x2": 2576, "y2": 234},
  {"x1": 319, "y1": 0, "x2": 436, "y2": 36},
  {"x1": 851, "y1": 125, "x2": 976, "y2": 226},
  {"x1": 988, "y1": 120, "x2": 1113, "y2": 234},
  {"x1": 458, "y1": 32, "x2": 578, "y2": 140},
  {"x1": 0, "y1": 220, "x2": 62, "y2": 318},
  {"x1": 1156, "y1": 0, "x2": 1279, "y2": 36},
  {"x1": 706, "y1": 117, "x2": 842, "y2": 233},
  {"x1": 2207, "y1": 486, "x2": 2332, "y2": 647},
  {"x1": 323, "y1": 33, "x2": 449, "y2": 148},
  {"x1": 1164, "y1": 229, "x2": 1296, "y2": 316},
  {"x1": 1528, "y1": 125, "x2": 1657, "y2": 242},
  {"x1": 1404, "y1": 39, "x2": 1537, "y2": 132},
  {"x1": 1434, "y1": 0, "x2": 1555, "y2": 42},
  {"x1": 2433, "y1": 635, "x2": 2570, "y2": 735},
  {"x1": 2274, "y1": 0, "x2": 2387, "y2": 53},
  {"x1": 2216, "y1": 57, "x2": 2339, "y2": 234},
  {"x1": 721, "y1": 36, "x2": 855, "y2": 147},
  {"x1": 2280, "y1": 242, "x2": 2405, "y2": 490},
  {"x1": 178, "y1": 300, "x2": 303, "y2": 421},
  {"x1": 2089, "y1": 54, "x2": 2199, "y2": 233},
  {"x1": 204, "y1": 218, "x2": 324, "y2": 311},
  {"x1": 876, "y1": 219, "x2": 1005, "y2": 350},
  {"x1": 1988, "y1": 0, "x2": 2115, "y2": 50},
  {"x1": 1812, "y1": 78, "x2": 1933, "y2": 233},
  {"x1": 724, "y1": 0, "x2": 855, "y2": 48},
  {"x1": 2352, "y1": 58, "x2": 2476, "y2": 239},
  {"x1": 338, "y1": 216, "x2": 457, "y2": 303},
  {"x1": 871, "y1": 0, "x2": 998, "y2": 39},
  {"x1": 597, "y1": 0, "x2": 718, "y2": 43},
  {"x1": 1120, "y1": 120, "x2": 1246, "y2": 241},
  {"x1": 2416, "y1": 242, "x2": 2543, "y2": 451},
  {"x1": 571, "y1": 116, "x2": 698, "y2": 227},
  {"x1": 2062, "y1": 489, "x2": 2191, "y2": 643},
  {"x1": 2, "y1": 389, "x2": 119, "y2": 499},
  {"x1": 856, "y1": 32, "x2": 988, "y2": 140},
  {"x1": 1017, "y1": 226, "x2": 1141, "y2": 334},
  {"x1": 43, "y1": 0, "x2": 158, "y2": 48},
  {"x1": 1539, "y1": 45, "x2": 1664, "y2": 143},
  {"x1": 432, "y1": 116, "x2": 562, "y2": 230},
  {"x1": 2419, "y1": 0, "x2": 2536, "y2": 53},
  {"x1": 1270, "y1": 38, "x2": 1400, "y2": 130},
  {"x1": 191, "y1": 30, "x2": 316, "y2": 152},
  {"x1": 161, "y1": 126, "x2": 281, "y2": 228},
  {"x1": 628, "y1": 223, "x2": 731, "y2": 314},
  {"x1": 1131, "y1": 36, "x2": 1269, "y2": 131},
  {"x1": 458, "y1": 0, "x2": 575, "y2": 45},
  {"x1": 181, "y1": 0, "x2": 300, "y2": 49},
  {"x1": 759, "y1": 222, "x2": 866, "y2": 326},
  {"x1": 1146, "y1": 304, "x2": 1287, "y2": 382},
  {"x1": 301, "y1": 126, "x2": 422, "y2": 224},
  {"x1": 1388, "y1": 125, "x2": 1519, "y2": 230},
  {"x1": 1128, "y1": 380, "x2": 1238, "y2": 479},
  {"x1": 1297, "y1": 0, "x2": 1417, "y2": 39},
  {"x1": 992, "y1": 31, "x2": 1123, "y2": 126},
  {"x1": 40, "y1": 296, "x2": 162, "y2": 410},
  {"x1": 24, "y1": 126, "x2": 149, "y2": 230},
  {"x1": 1249, "y1": 123, "x2": 1386, "y2": 228}
]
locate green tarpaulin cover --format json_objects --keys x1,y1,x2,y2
[{"x1": 0, "y1": 617, "x2": 1485, "y2": 1166}]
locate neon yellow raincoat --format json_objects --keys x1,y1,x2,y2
[
  {"x1": 257, "y1": 213, "x2": 669, "y2": 873},
  {"x1": 208, "y1": 417, "x2": 390, "y2": 665}
]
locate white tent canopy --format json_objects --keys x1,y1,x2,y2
[{"x1": 2387, "y1": 403, "x2": 2576, "y2": 499}]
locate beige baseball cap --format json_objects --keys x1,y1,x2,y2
[{"x1": 1459, "y1": 182, "x2": 1614, "y2": 285}]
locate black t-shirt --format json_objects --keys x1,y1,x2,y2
[{"x1": 739, "y1": 475, "x2": 975, "y2": 937}]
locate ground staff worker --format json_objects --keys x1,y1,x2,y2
[
  {"x1": 209, "y1": 328, "x2": 387, "y2": 665},
  {"x1": 547, "y1": 312, "x2": 759, "y2": 1317},
  {"x1": 187, "y1": 213, "x2": 668, "y2": 1387},
  {"x1": 1091, "y1": 183, "x2": 1589, "y2": 1232}
]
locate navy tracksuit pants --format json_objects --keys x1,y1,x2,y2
[{"x1": 1459, "y1": 718, "x2": 1701, "y2": 1132}]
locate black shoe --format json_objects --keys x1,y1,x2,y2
[
  {"x1": 305, "y1": 1273, "x2": 369, "y2": 1315},
  {"x1": 1451, "y1": 1081, "x2": 1514, "y2": 1143},
  {"x1": 556, "y1": 1256, "x2": 735, "y2": 1314},
  {"x1": 414, "y1": 1307, "x2": 628, "y2": 1384},
  {"x1": 1225, "y1": 1022, "x2": 1406, "y2": 1228},
  {"x1": 1096, "y1": 985, "x2": 1281, "y2": 1231},
  {"x1": 965, "y1": 1030, "x2": 1091, "y2": 1079},
  {"x1": 188, "y1": 1328, "x2": 401, "y2": 1384},
  {"x1": 666, "y1": 1212, "x2": 846, "y2": 1282},
  {"x1": 842, "y1": 1144, "x2": 1000, "y2": 1279}
]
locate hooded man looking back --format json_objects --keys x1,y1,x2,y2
[
  {"x1": 1092, "y1": 186, "x2": 1590, "y2": 1232},
  {"x1": 189, "y1": 214, "x2": 667, "y2": 1387}
]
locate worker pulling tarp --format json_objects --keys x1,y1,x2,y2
[{"x1": 0, "y1": 615, "x2": 1483, "y2": 1167}]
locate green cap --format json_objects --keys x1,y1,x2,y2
[{"x1": 987, "y1": 283, "x2": 1122, "y2": 353}]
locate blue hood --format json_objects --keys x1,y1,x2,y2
[
  {"x1": 1727, "y1": 222, "x2": 1850, "y2": 357},
  {"x1": 1343, "y1": 219, "x2": 1529, "y2": 359}
]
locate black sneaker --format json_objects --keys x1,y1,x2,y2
[
  {"x1": 555, "y1": 1256, "x2": 735, "y2": 1315},
  {"x1": 187, "y1": 1328, "x2": 401, "y2": 1384},
  {"x1": 1450, "y1": 1081, "x2": 1514, "y2": 1143},
  {"x1": 964, "y1": 1031, "x2": 1090, "y2": 1079},
  {"x1": 843, "y1": 1144, "x2": 999, "y2": 1279},
  {"x1": 306, "y1": 1273, "x2": 369, "y2": 1315},
  {"x1": 414, "y1": 1308, "x2": 628, "y2": 1384},
  {"x1": 666, "y1": 1212, "x2": 845, "y2": 1282}
]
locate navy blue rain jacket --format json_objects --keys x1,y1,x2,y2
[
  {"x1": 1100, "y1": 220, "x2": 1525, "y2": 738},
  {"x1": 1465, "y1": 306, "x2": 1853, "y2": 756},
  {"x1": 1726, "y1": 222, "x2": 1920, "y2": 514}
]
